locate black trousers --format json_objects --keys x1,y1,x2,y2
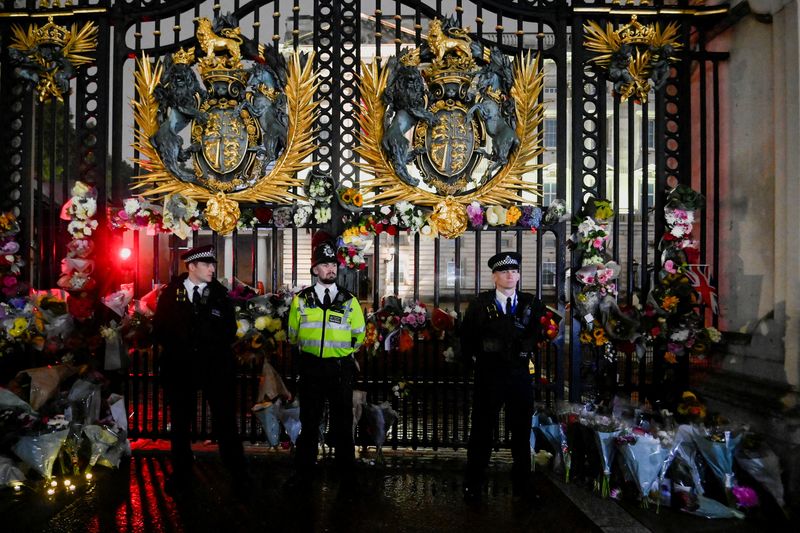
[
  {"x1": 163, "y1": 371, "x2": 247, "y2": 481},
  {"x1": 465, "y1": 363, "x2": 533, "y2": 489},
  {"x1": 295, "y1": 353, "x2": 355, "y2": 473}
]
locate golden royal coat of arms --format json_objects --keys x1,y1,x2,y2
[
  {"x1": 132, "y1": 15, "x2": 319, "y2": 234},
  {"x1": 357, "y1": 17, "x2": 545, "y2": 238}
]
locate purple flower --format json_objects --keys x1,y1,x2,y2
[
  {"x1": 732, "y1": 486, "x2": 759, "y2": 508},
  {"x1": 466, "y1": 202, "x2": 484, "y2": 228},
  {"x1": 518, "y1": 205, "x2": 542, "y2": 229}
]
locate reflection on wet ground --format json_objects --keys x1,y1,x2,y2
[{"x1": 3, "y1": 449, "x2": 599, "y2": 533}]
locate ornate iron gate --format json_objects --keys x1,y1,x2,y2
[{"x1": 0, "y1": 0, "x2": 728, "y2": 448}]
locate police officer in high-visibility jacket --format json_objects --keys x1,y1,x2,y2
[{"x1": 286, "y1": 234, "x2": 366, "y2": 489}]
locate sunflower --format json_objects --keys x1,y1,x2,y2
[
  {"x1": 592, "y1": 326, "x2": 607, "y2": 346},
  {"x1": 579, "y1": 330, "x2": 593, "y2": 344},
  {"x1": 352, "y1": 192, "x2": 363, "y2": 208}
]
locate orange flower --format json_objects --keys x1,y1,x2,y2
[
  {"x1": 661, "y1": 295, "x2": 679, "y2": 312},
  {"x1": 505, "y1": 206, "x2": 522, "y2": 225},
  {"x1": 664, "y1": 351, "x2": 677, "y2": 364}
]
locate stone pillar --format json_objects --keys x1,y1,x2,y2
[{"x1": 702, "y1": 0, "x2": 800, "y2": 508}]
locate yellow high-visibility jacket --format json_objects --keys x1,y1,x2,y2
[{"x1": 287, "y1": 286, "x2": 365, "y2": 358}]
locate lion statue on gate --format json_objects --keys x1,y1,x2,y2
[
  {"x1": 196, "y1": 17, "x2": 243, "y2": 63},
  {"x1": 427, "y1": 18, "x2": 473, "y2": 64}
]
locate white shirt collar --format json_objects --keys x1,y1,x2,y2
[
  {"x1": 314, "y1": 281, "x2": 338, "y2": 302},
  {"x1": 184, "y1": 278, "x2": 208, "y2": 294},
  {"x1": 495, "y1": 290, "x2": 516, "y2": 306}
]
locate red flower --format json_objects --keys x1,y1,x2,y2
[
  {"x1": 398, "y1": 329, "x2": 414, "y2": 352},
  {"x1": 254, "y1": 207, "x2": 273, "y2": 223},
  {"x1": 386, "y1": 225, "x2": 398, "y2": 236}
]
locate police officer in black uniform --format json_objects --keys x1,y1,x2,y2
[
  {"x1": 461, "y1": 251, "x2": 546, "y2": 504},
  {"x1": 152, "y1": 245, "x2": 250, "y2": 495}
]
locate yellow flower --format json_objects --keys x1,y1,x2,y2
[
  {"x1": 341, "y1": 189, "x2": 353, "y2": 203},
  {"x1": 71, "y1": 181, "x2": 90, "y2": 197},
  {"x1": 592, "y1": 326, "x2": 607, "y2": 346},
  {"x1": 274, "y1": 330, "x2": 287, "y2": 342},
  {"x1": 9, "y1": 317, "x2": 28, "y2": 337},
  {"x1": 352, "y1": 192, "x2": 363, "y2": 208},
  {"x1": 266, "y1": 316, "x2": 282, "y2": 332},
  {"x1": 579, "y1": 330, "x2": 593, "y2": 344},
  {"x1": 236, "y1": 319, "x2": 251, "y2": 338},
  {"x1": 594, "y1": 201, "x2": 614, "y2": 221},
  {"x1": 254, "y1": 316, "x2": 269, "y2": 330},
  {"x1": 343, "y1": 227, "x2": 360, "y2": 239},
  {"x1": 505, "y1": 206, "x2": 522, "y2": 225}
]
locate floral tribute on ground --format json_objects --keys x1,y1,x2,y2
[{"x1": 530, "y1": 394, "x2": 786, "y2": 521}]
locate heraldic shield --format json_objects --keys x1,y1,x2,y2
[
  {"x1": 357, "y1": 16, "x2": 546, "y2": 238},
  {"x1": 132, "y1": 14, "x2": 319, "y2": 234}
]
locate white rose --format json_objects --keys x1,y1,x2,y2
[{"x1": 124, "y1": 198, "x2": 140, "y2": 216}]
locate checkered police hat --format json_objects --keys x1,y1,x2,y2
[
  {"x1": 311, "y1": 240, "x2": 338, "y2": 269},
  {"x1": 181, "y1": 245, "x2": 217, "y2": 264},
  {"x1": 488, "y1": 251, "x2": 521, "y2": 272}
]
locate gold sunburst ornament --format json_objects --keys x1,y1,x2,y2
[
  {"x1": 356, "y1": 19, "x2": 545, "y2": 239},
  {"x1": 131, "y1": 16, "x2": 319, "y2": 234},
  {"x1": 584, "y1": 15, "x2": 682, "y2": 103}
]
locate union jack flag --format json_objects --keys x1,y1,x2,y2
[{"x1": 685, "y1": 264, "x2": 719, "y2": 315}]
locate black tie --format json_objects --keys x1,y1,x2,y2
[
  {"x1": 193, "y1": 286, "x2": 201, "y2": 307},
  {"x1": 506, "y1": 297, "x2": 512, "y2": 316},
  {"x1": 323, "y1": 288, "x2": 332, "y2": 308}
]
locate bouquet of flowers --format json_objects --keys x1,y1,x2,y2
[
  {"x1": 692, "y1": 426, "x2": 743, "y2": 505},
  {"x1": 518, "y1": 205, "x2": 543, "y2": 231},
  {"x1": 337, "y1": 186, "x2": 363, "y2": 212},
  {"x1": 236, "y1": 206, "x2": 273, "y2": 230},
  {"x1": 735, "y1": 434, "x2": 785, "y2": 508},
  {"x1": 543, "y1": 198, "x2": 571, "y2": 226},
  {"x1": 272, "y1": 206, "x2": 293, "y2": 228},
  {"x1": 589, "y1": 415, "x2": 623, "y2": 497},
  {"x1": 61, "y1": 181, "x2": 99, "y2": 239},
  {"x1": 107, "y1": 197, "x2": 165, "y2": 235},
  {"x1": 0, "y1": 212, "x2": 26, "y2": 299},
  {"x1": 617, "y1": 432, "x2": 669, "y2": 507},
  {"x1": 364, "y1": 296, "x2": 403, "y2": 355},
  {"x1": 305, "y1": 169, "x2": 335, "y2": 224},
  {"x1": 400, "y1": 300, "x2": 428, "y2": 332},
  {"x1": 233, "y1": 288, "x2": 295, "y2": 365},
  {"x1": 336, "y1": 226, "x2": 371, "y2": 270},
  {"x1": 161, "y1": 193, "x2": 202, "y2": 239}
]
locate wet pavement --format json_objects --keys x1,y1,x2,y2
[{"x1": 0, "y1": 443, "x2": 790, "y2": 532}]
